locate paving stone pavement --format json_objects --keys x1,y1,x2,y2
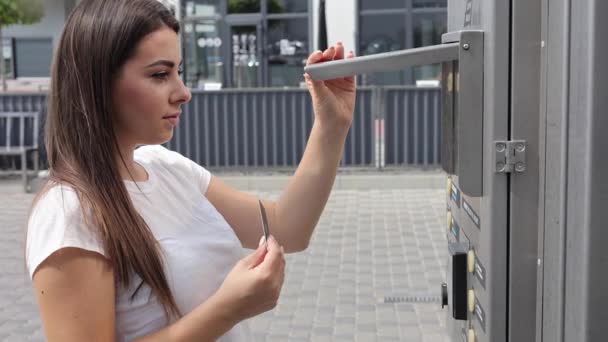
[{"x1": 0, "y1": 174, "x2": 449, "y2": 342}]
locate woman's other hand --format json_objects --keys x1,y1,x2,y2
[
  {"x1": 304, "y1": 42, "x2": 357, "y2": 131},
  {"x1": 213, "y1": 236, "x2": 286, "y2": 323}
]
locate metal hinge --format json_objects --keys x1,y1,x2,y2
[{"x1": 494, "y1": 140, "x2": 526, "y2": 173}]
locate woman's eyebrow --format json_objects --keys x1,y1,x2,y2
[{"x1": 145, "y1": 60, "x2": 183, "y2": 68}]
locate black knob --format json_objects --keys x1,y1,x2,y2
[{"x1": 441, "y1": 283, "x2": 448, "y2": 308}]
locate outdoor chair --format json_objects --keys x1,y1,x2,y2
[{"x1": 0, "y1": 112, "x2": 40, "y2": 192}]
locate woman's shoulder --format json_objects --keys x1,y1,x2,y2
[
  {"x1": 28, "y1": 183, "x2": 92, "y2": 237},
  {"x1": 134, "y1": 144, "x2": 188, "y2": 165},
  {"x1": 27, "y1": 183, "x2": 106, "y2": 279},
  {"x1": 31, "y1": 183, "x2": 81, "y2": 218}
]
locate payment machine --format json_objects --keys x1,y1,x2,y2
[{"x1": 306, "y1": 0, "x2": 608, "y2": 341}]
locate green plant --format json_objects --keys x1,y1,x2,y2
[{"x1": 228, "y1": 0, "x2": 283, "y2": 14}]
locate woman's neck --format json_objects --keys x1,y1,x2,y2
[{"x1": 116, "y1": 145, "x2": 148, "y2": 182}]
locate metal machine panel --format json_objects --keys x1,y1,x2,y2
[
  {"x1": 446, "y1": 1, "x2": 510, "y2": 341},
  {"x1": 508, "y1": 1, "x2": 542, "y2": 342},
  {"x1": 441, "y1": 31, "x2": 484, "y2": 197},
  {"x1": 306, "y1": 0, "x2": 509, "y2": 339}
]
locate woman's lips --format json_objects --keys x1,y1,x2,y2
[{"x1": 163, "y1": 113, "x2": 181, "y2": 126}]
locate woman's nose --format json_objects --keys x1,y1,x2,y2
[{"x1": 172, "y1": 81, "x2": 192, "y2": 105}]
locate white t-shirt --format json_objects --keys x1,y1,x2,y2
[{"x1": 26, "y1": 145, "x2": 251, "y2": 341}]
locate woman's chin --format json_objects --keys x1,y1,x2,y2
[{"x1": 138, "y1": 132, "x2": 173, "y2": 146}]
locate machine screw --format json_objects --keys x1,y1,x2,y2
[
  {"x1": 496, "y1": 162, "x2": 505, "y2": 171},
  {"x1": 515, "y1": 162, "x2": 526, "y2": 172},
  {"x1": 496, "y1": 143, "x2": 506, "y2": 152},
  {"x1": 516, "y1": 143, "x2": 525, "y2": 152},
  {"x1": 462, "y1": 43, "x2": 470, "y2": 50}
]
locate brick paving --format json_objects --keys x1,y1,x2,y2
[{"x1": 0, "y1": 173, "x2": 449, "y2": 342}]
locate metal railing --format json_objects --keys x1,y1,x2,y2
[{"x1": 0, "y1": 86, "x2": 442, "y2": 172}]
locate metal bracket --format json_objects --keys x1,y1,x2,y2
[{"x1": 494, "y1": 140, "x2": 526, "y2": 173}]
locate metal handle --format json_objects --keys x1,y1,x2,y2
[{"x1": 304, "y1": 43, "x2": 460, "y2": 80}]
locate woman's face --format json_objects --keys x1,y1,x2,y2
[{"x1": 112, "y1": 26, "x2": 191, "y2": 148}]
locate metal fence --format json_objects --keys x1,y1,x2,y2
[
  {"x1": 382, "y1": 86, "x2": 442, "y2": 167},
  {"x1": 0, "y1": 86, "x2": 442, "y2": 171}
]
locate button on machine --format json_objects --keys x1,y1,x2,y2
[
  {"x1": 468, "y1": 289, "x2": 475, "y2": 313},
  {"x1": 468, "y1": 250, "x2": 476, "y2": 273},
  {"x1": 468, "y1": 328, "x2": 476, "y2": 342},
  {"x1": 447, "y1": 211, "x2": 453, "y2": 235}
]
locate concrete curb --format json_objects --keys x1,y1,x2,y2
[
  {"x1": 220, "y1": 172, "x2": 446, "y2": 191},
  {"x1": 17, "y1": 169, "x2": 447, "y2": 193}
]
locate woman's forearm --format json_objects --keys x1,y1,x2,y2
[
  {"x1": 274, "y1": 119, "x2": 350, "y2": 251},
  {"x1": 134, "y1": 293, "x2": 237, "y2": 342}
]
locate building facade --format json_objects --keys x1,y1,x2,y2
[{"x1": 1, "y1": 0, "x2": 446, "y2": 89}]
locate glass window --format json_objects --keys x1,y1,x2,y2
[
  {"x1": 183, "y1": 21, "x2": 224, "y2": 89},
  {"x1": 184, "y1": 0, "x2": 221, "y2": 16},
  {"x1": 359, "y1": 14, "x2": 406, "y2": 85},
  {"x1": 413, "y1": 13, "x2": 447, "y2": 81},
  {"x1": 230, "y1": 25, "x2": 260, "y2": 87},
  {"x1": 227, "y1": 0, "x2": 260, "y2": 14},
  {"x1": 2, "y1": 38, "x2": 13, "y2": 79},
  {"x1": 267, "y1": 18, "x2": 308, "y2": 87},
  {"x1": 413, "y1": 14, "x2": 445, "y2": 47},
  {"x1": 268, "y1": 0, "x2": 307, "y2": 14},
  {"x1": 413, "y1": 0, "x2": 447, "y2": 9},
  {"x1": 360, "y1": 0, "x2": 405, "y2": 11}
]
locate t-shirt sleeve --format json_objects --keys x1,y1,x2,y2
[
  {"x1": 142, "y1": 145, "x2": 212, "y2": 195},
  {"x1": 26, "y1": 186, "x2": 107, "y2": 280},
  {"x1": 186, "y1": 155, "x2": 212, "y2": 195}
]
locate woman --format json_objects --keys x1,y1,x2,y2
[{"x1": 26, "y1": 0, "x2": 355, "y2": 341}]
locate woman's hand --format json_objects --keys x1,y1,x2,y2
[
  {"x1": 212, "y1": 236, "x2": 286, "y2": 323},
  {"x1": 304, "y1": 42, "x2": 357, "y2": 131}
]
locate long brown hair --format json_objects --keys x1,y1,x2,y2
[{"x1": 32, "y1": 0, "x2": 181, "y2": 319}]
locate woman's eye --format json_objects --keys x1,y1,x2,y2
[
  {"x1": 153, "y1": 72, "x2": 169, "y2": 80},
  {"x1": 153, "y1": 70, "x2": 183, "y2": 80}
]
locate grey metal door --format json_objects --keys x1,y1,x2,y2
[{"x1": 14, "y1": 38, "x2": 53, "y2": 77}]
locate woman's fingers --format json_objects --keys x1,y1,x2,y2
[
  {"x1": 306, "y1": 42, "x2": 349, "y2": 66},
  {"x1": 344, "y1": 50, "x2": 356, "y2": 82},
  {"x1": 333, "y1": 42, "x2": 344, "y2": 61},
  {"x1": 259, "y1": 236, "x2": 285, "y2": 273},
  {"x1": 304, "y1": 43, "x2": 353, "y2": 85},
  {"x1": 321, "y1": 46, "x2": 335, "y2": 62},
  {"x1": 306, "y1": 50, "x2": 324, "y2": 66}
]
